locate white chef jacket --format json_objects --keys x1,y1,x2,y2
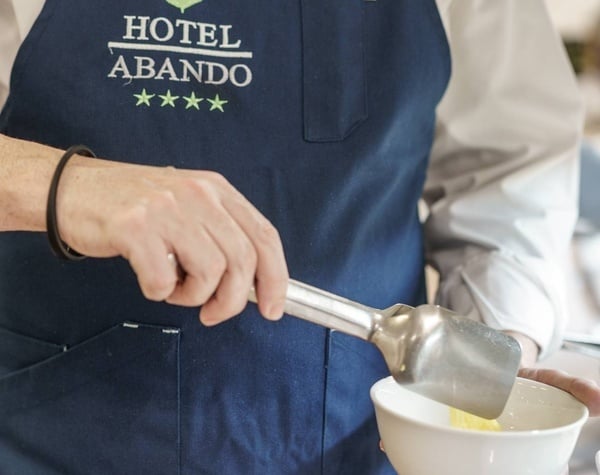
[{"x1": 0, "y1": 0, "x2": 584, "y2": 359}]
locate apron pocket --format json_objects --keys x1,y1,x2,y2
[
  {"x1": 301, "y1": 0, "x2": 368, "y2": 142},
  {"x1": 0, "y1": 322, "x2": 181, "y2": 475},
  {"x1": 0, "y1": 327, "x2": 66, "y2": 378},
  {"x1": 322, "y1": 331, "x2": 390, "y2": 473}
]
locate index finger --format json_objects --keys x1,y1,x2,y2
[{"x1": 222, "y1": 193, "x2": 288, "y2": 320}]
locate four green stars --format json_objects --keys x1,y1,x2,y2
[{"x1": 134, "y1": 89, "x2": 229, "y2": 112}]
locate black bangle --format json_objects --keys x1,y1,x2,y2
[{"x1": 46, "y1": 145, "x2": 96, "y2": 260}]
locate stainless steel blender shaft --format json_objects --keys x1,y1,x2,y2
[{"x1": 249, "y1": 278, "x2": 521, "y2": 419}]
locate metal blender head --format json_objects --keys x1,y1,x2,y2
[
  {"x1": 373, "y1": 302, "x2": 521, "y2": 419},
  {"x1": 250, "y1": 279, "x2": 521, "y2": 419}
]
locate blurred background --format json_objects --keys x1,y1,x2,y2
[
  {"x1": 543, "y1": 0, "x2": 600, "y2": 358},
  {"x1": 423, "y1": 2, "x2": 600, "y2": 473},
  {"x1": 522, "y1": 2, "x2": 599, "y2": 473}
]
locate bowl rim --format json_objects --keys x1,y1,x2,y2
[{"x1": 370, "y1": 376, "x2": 589, "y2": 438}]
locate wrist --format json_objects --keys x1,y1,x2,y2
[
  {"x1": 503, "y1": 331, "x2": 540, "y2": 368},
  {"x1": 47, "y1": 146, "x2": 97, "y2": 259}
]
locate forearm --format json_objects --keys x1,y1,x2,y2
[
  {"x1": 0, "y1": 134, "x2": 120, "y2": 234},
  {"x1": 0, "y1": 133, "x2": 63, "y2": 231}
]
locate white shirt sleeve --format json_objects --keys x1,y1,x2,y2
[
  {"x1": 0, "y1": 0, "x2": 19, "y2": 107},
  {"x1": 0, "y1": 0, "x2": 44, "y2": 108},
  {"x1": 429, "y1": 0, "x2": 583, "y2": 359}
]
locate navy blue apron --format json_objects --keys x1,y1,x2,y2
[{"x1": 0, "y1": 1, "x2": 449, "y2": 473}]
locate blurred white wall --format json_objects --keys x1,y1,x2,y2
[{"x1": 545, "y1": 0, "x2": 600, "y2": 41}]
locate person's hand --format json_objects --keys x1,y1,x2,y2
[
  {"x1": 506, "y1": 331, "x2": 600, "y2": 417},
  {"x1": 519, "y1": 367, "x2": 600, "y2": 417},
  {"x1": 56, "y1": 156, "x2": 288, "y2": 325}
]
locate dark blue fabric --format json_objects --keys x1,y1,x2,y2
[
  {"x1": 301, "y1": 0, "x2": 367, "y2": 141},
  {"x1": 0, "y1": 327, "x2": 64, "y2": 378},
  {"x1": 0, "y1": 323, "x2": 181, "y2": 474},
  {"x1": 0, "y1": 0, "x2": 450, "y2": 473}
]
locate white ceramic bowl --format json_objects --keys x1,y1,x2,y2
[{"x1": 370, "y1": 376, "x2": 588, "y2": 475}]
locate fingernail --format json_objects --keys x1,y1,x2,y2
[
  {"x1": 199, "y1": 311, "x2": 217, "y2": 327},
  {"x1": 265, "y1": 301, "x2": 285, "y2": 320}
]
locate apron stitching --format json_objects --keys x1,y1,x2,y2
[
  {"x1": 319, "y1": 329, "x2": 331, "y2": 475},
  {"x1": 176, "y1": 331, "x2": 182, "y2": 475}
]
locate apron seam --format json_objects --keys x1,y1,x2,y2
[
  {"x1": 177, "y1": 330, "x2": 182, "y2": 475},
  {"x1": 320, "y1": 328, "x2": 331, "y2": 475}
]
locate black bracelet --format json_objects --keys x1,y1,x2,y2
[{"x1": 46, "y1": 145, "x2": 96, "y2": 260}]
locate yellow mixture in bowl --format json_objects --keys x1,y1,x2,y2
[{"x1": 449, "y1": 407, "x2": 502, "y2": 431}]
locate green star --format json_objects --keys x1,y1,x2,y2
[
  {"x1": 207, "y1": 94, "x2": 228, "y2": 112},
  {"x1": 134, "y1": 88, "x2": 155, "y2": 107},
  {"x1": 183, "y1": 92, "x2": 203, "y2": 110},
  {"x1": 159, "y1": 90, "x2": 179, "y2": 108}
]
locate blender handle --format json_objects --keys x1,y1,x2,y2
[{"x1": 248, "y1": 279, "x2": 378, "y2": 341}]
